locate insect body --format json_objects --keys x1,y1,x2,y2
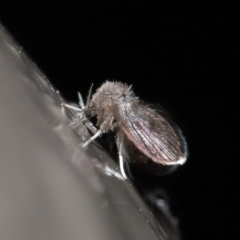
[
  {"x1": 79, "y1": 81, "x2": 187, "y2": 179},
  {"x1": 64, "y1": 81, "x2": 187, "y2": 179}
]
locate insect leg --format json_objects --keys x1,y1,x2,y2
[
  {"x1": 82, "y1": 117, "x2": 114, "y2": 147},
  {"x1": 62, "y1": 101, "x2": 98, "y2": 134},
  {"x1": 62, "y1": 90, "x2": 85, "y2": 113},
  {"x1": 62, "y1": 103, "x2": 82, "y2": 112},
  {"x1": 118, "y1": 134, "x2": 128, "y2": 180},
  {"x1": 82, "y1": 130, "x2": 102, "y2": 147}
]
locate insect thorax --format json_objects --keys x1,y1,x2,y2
[{"x1": 87, "y1": 81, "x2": 138, "y2": 132}]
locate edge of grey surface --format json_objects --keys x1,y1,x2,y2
[{"x1": 0, "y1": 24, "x2": 180, "y2": 240}]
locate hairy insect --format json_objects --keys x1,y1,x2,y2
[{"x1": 64, "y1": 81, "x2": 188, "y2": 179}]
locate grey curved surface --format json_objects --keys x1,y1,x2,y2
[{"x1": 0, "y1": 24, "x2": 180, "y2": 240}]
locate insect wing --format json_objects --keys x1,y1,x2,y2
[{"x1": 118, "y1": 103, "x2": 187, "y2": 165}]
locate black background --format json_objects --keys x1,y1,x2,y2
[{"x1": 1, "y1": 1, "x2": 239, "y2": 240}]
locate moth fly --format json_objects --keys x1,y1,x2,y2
[{"x1": 64, "y1": 81, "x2": 188, "y2": 179}]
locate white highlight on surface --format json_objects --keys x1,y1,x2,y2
[{"x1": 103, "y1": 166, "x2": 125, "y2": 181}]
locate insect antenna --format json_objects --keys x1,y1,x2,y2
[
  {"x1": 78, "y1": 92, "x2": 85, "y2": 109},
  {"x1": 86, "y1": 83, "x2": 94, "y2": 107}
]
